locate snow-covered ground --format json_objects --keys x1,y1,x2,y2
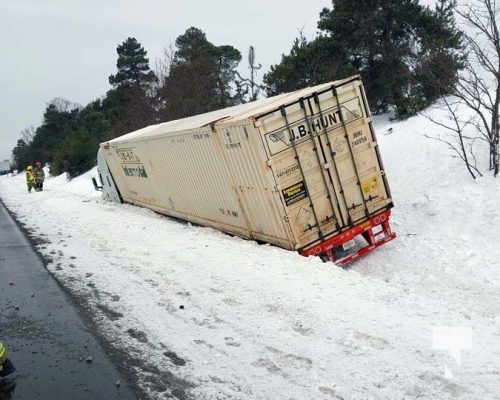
[{"x1": 0, "y1": 111, "x2": 499, "y2": 400}]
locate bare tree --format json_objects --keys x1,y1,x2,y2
[
  {"x1": 49, "y1": 97, "x2": 81, "y2": 113},
  {"x1": 451, "y1": 0, "x2": 500, "y2": 176},
  {"x1": 20, "y1": 125, "x2": 35, "y2": 144},
  {"x1": 423, "y1": 97, "x2": 483, "y2": 178},
  {"x1": 154, "y1": 41, "x2": 176, "y2": 119},
  {"x1": 155, "y1": 42, "x2": 175, "y2": 92}
]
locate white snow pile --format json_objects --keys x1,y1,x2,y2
[{"x1": 0, "y1": 110, "x2": 498, "y2": 400}]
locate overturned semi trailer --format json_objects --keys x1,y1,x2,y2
[{"x1": 97, "y1": 75, "x2": 396, "y2": 264}]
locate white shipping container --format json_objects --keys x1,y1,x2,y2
[{"x1": 99, "y1": 75, "x2": 395, "y2": 262}]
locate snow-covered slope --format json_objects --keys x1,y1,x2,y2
[{"x1": 1, "y1": 111, "x2": 498, "y2": 400}]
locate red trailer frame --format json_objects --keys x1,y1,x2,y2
[{"x1": 300, "y1": 209, "x2": 396, "y2": 265}]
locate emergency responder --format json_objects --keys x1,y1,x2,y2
[
  {"x1": 0, "y1": 342, "x2": 15, "y2": 378},
  {"x1": 33, "y1": 161, "x2": 45, "y2": 191},
  {"x1": 0, "y1": 342, "x2": 6, "y2": 373},
  {"x1": 0, "y1": 341, "x2": 17, "y2": 398},
  {"x1": 26, "y1": 166, "x2": 35, "y2": 193}
]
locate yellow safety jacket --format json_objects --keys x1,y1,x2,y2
[
  {"x1": 0, "y1": 341, "x2": 6, "y2": 371},
  {"x1": 26, "y1": 170, "x2": 35, "y2": 183}
]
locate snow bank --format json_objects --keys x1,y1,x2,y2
[{"x1": 1, "y1": 113, "x2": 498, "y2": 400}]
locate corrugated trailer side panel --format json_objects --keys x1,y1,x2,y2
[
  {"x1": 213, "y1": 123, "x2": 294, "y2": 248},
  {"x1": 146, "y1": 127, "x2": 240, "y2": 226},
  {"x1": 105, "y1": 126, "x2": 255, "y2": 239}
]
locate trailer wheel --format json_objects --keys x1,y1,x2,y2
[{"x1": 319, "y1": 253, "x2": 330, "y2": 263}]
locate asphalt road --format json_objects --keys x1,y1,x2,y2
[{"x1": 0, "y1": 200, "x2": 139, "y2": 400}]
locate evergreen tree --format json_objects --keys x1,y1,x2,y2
[
  {"x1": 317, "y1": 0, "x2": 427, "y2": 115},
  {"x1": 264, "y1": 35, "x2": 354, "y2": 96},
  {"x1": 103, "y1": 84, "x2": 156, "y2": 137},
  {"x1": 108, "y1": 37, "x2": 156, "y2": 87},
  {"x1": 31, "y1": 102, "x2": 80, "y2": 165},
  {"x1": 51, "y1": 129, "x2": 99, "y2": 178},
  {"x1": 10, "y1": 39, "x2": 159, "y2": 178},
  {"x1": 12, "y1": 139, "x2": 33, "y2": 171},
  {"x1": 106, "y1": 37, "x2": 157, "y2": 136},
  {"x1": 49, "y1": 100, "x2": 112, "y2": 177},
  {"x1": 79, "y1": 99, "x2": 112, "y2": 143},
  {"x1": 265, "y1": 0, "x2": 463, "y2": 118},
  {"x1": 214, "y1": 45, "x2": 242, "y2": 108},
  {"x1": 160, "y1": 27, "x2": 241, "y2": 120},
  {"x1": 13, "y1": 98, "x2": 112, "y2": 178},
  {"x1": 413, "y1": 1, "x2": 464, "y2": 102}
]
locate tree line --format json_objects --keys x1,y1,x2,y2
[{"x1": 11, "y1": 0, "x2": 498, "y2": 178}]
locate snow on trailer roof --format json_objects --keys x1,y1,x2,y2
[{"x1": 105, "y1": 76, "x2": 359, "y2": 144}]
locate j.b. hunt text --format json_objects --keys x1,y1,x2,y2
[{"x1": 288, "y1": 107, "x2": 356, "y2": 142}]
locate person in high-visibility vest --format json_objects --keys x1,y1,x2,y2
[
  {"x1": 33, "y1": 161, "x2": 45, "y2": 192},
  {"x1": 0, "y1": 341, "x2": 16, "y2": 378},
  {"x1": 0, "y1": 342, "x2": 5, "y2": 368},
  {"x1": 0, "y1": 341, "x2": 17, "y2": 398},
  {"x1": 26, "y1": 165, "x2": 35, "y2": 193}
]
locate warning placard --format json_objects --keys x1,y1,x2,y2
[{"x1": 282, "y1": 181, "x2": 307, "y2": 206}]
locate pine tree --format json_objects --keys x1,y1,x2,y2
[
  {"x1": 264, "y1": 0, "x2": 463, "y2": 118},
  {"x1": 264, "y1": 34, "x2": 353, "y2": 96},
  {"x1": 402, "y1": 0, "x2": 464, "y2": 117},
  {"x1": 159, "y1": 27, "x2": 241, "y2": 120},
  {"x1": 317, "y1": 0, "x2": 426, "y2": 114},
  {"x1": 12, "y1": 139, "x2": 33, "y2": 171},
  {"x1": 106, "y1": 37, "x2": 157, "y2": 136},
  {"x1": 31, "y1": 102, "x2": 80, "y2": 165},
  {"x1": 108, "y1": 37, "x2": 156, "y2": 87}
]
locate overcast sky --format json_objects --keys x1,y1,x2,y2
[
  {"x1": 0, "y1": 0, "x2": 330, "y2": 161},
  {"x1": 0, "y1": 0, "x2": 437, "y2": 163}
]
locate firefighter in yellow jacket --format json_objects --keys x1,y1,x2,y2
[
  {"x1": 26, "y1": 166, "x2": 35, "y2": 193},
  {"x1": 0, "y1": 342, "x2": 6, "y2": 372},
  {"x1": 33, "y1": 161, "x2": 45, "y2": 191},
  {"x1": 0, "y1": 341, "x2": 17, "y2": 397},
  {"x1": 0, "y1": 342, "x2": 15, "y2": 377}
]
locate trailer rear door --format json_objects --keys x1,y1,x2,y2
[{"x1": 256, "y1": 77, "x2": 392, "y2": 250}]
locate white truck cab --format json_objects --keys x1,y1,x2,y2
[{"x1": 96, "y1": 147, "x2": 122, "y2": 203}]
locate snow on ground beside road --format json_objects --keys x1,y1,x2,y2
[{"x1": 1, "y1": 111, "x2": 499, "y2": 400}]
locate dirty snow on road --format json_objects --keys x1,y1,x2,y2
[{"x1": 0, "y1": 111, "x2": 499, "y2": 400}]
